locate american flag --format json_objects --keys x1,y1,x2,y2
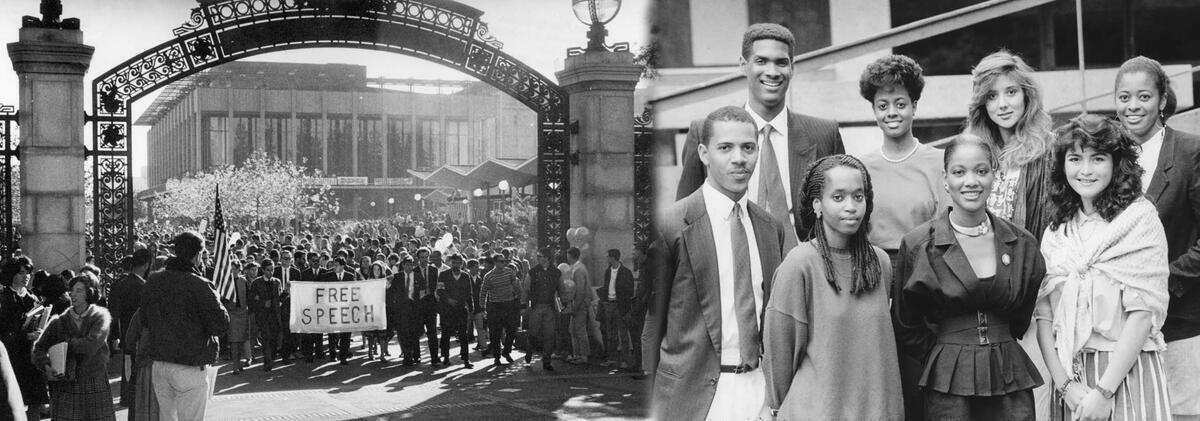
[{"x1": 211, "y1": 185, "x2": 239, "y2": 301}]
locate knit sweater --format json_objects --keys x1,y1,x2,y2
[{"x1": 763, "y1": 241, "x2": 903, "y2": 421}]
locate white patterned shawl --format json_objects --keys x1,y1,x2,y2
[{"x1": 1038, "y1": 197, "x2": 1170, "y2": 370}]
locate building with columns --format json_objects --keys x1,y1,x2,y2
[
  {"x1": 651, "y1": 0, "x2": 1200, "y2": 201},
  {"x1": 136, "y1": 61, "x2": 538, "y2": 218}
]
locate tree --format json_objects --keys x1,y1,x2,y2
[{"x1": 154, "y1": 151, "x2": 337, "y2": 227}]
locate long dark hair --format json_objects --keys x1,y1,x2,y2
[
  {"x1": 1048, "y1": 114, "x2": 1144, "y2": 231},
  {"x1": 798, "y1": 155, "x2": 881, "y2": 295}
]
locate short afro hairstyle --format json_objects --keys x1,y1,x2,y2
[
  {"x1": 741, "y1": 23, "x2": 795, "y2": 59},
  {"x1": 859, "y1": 54, "x2": 925, "y2": 102}
]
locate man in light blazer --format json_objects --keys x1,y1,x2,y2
[
  {"x1": 675, "y1": 23, "x2": 845, "y2": 242},
  {"x1": 645, "y1": 106, "x2": 797, "y2": 420}
]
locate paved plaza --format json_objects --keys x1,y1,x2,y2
[{"x1": 109, "y1": 338, "x2": 648, "y2": 421}]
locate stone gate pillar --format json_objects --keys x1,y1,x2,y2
[
  {"x1": 556, "y1": 51, "x2": 642, "y2": 281},
  {"x1": 8, "y1": 15, "x2": 94, "y2": 273}
]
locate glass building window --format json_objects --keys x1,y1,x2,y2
[
  {"x1": 327, "y1": 117, "x2": 353, "y2": 176},
  {"x1": 388, "y1": 119, "x2": 412, "y2": 178},
  {"x1": 201, "y1": 115, "x2": 227, "y2": 168},
  {"x1": 232, "y1": 116, "x2": 256, "y2": 165},
  {"x1": 445, "y1": 119, "x2": 469, "y2": 165},
  {"x1": 297, "y1": 116, "x2": 323, "y2": 172},
  {"x1": 416, "y1": 119, "x2": 441, "y2": 170},
  {"x1": 264, "y1": 116, "x2": 289, "y2": 160},
  {"x1": 357, "y1": 118, "x2": 383, "y2": 178}
]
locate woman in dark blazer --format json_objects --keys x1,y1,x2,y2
[
  {"x1": 1114, "y1": 55, "x2": 1200, "y2": 421},
  {"x1": 0, "y1": 257, "x2": 48, "y2": 420},
  {"x1": 893, "y1": 135, "x2": 1046, "y2": 420}
]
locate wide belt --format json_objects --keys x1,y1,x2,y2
[
  {"x1": 934, "y1": 311, "x2": 1012, "y2": 345},
  {"x1": 719, "y1": 364, "x2": 756, "y2": 374}
]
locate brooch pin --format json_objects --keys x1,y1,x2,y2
[{"x1": 1001, "y1": 254, "x2": 1011, "y2": 266}]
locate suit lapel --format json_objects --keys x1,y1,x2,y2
[
  {"x1": 990, "y1": 216, "x2": 1019, "y2": 292},
  {"x1": 1146, "y1": 128, "x2": 1176, "y2": 202},
  {"x1": 681, "y1": 193, "x2": 723, "y2": 354},
  {"x1": 933, "y1": 213, "x2": 980, "y2": 297},
  {"x1": 748, "y1": 205, "x2": 781, "y2": 303},
  {"x1": 787, "y1": 113, "x2": 816, "y2": 212}
]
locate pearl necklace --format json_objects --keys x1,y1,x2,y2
[
  {"x1": 879, "y1": 141, "x2": 920, "y2": 163},
  {"x1": 950, "y1": 214, "x2": 991, "y2": 237}
]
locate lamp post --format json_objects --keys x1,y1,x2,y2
[
  {"x1": 413, "y1": 193, "x2": 423, "y2": 214},
  {"x1": 497, "y1": 179, "x2": 511, "y2": 223},
  {"x1": 571, "y1": 0, "x2": 622, "y2": 52},
  {"x1": 388, "y1": 197, "x2": 395, "y2": 218},
  {"x1": 473, "y1": 188, "x2": 484, "y2": 222}
]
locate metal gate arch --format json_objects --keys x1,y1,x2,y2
[{"x1": 89, "y1": 0, "x2": 570, "y2": 276}]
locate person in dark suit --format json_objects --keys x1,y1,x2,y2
[
  {"x1": 645, "y1": 106, "x2": 796, "y2": 420},
  {"x1": 110, "y1": 248, "x2": 152, "y2": 406},
  {"x1": 392, "y1": 255, "x2": 426, "y2": 366},
  {"x1": 274, "y1": 250, "x2": 303, "y2": 364},
  {"x1": 249, "y1": 259, "x2": 283, "y2": 371},
  {"x1": 299, "y1": 251, "x2": 326, "y2": 362},
  {"x1": 320, "y1": 257, "x2": 355, "y2": 365},
  {"x1": 436, "y1": 254, "x2": 474, "y2": 368},
  {"x1": 598, "y1": 248, "x2": 635, "y2": 368},
  {"x1": 414, "y1": 248, "x2": 442, "y2": 366},
  {"x1": 675, "y1": 23, "x2": 845, "y2": 243},
  {"x1": 1114, "y1": 56, "x2": 1200, "y2": 420}
]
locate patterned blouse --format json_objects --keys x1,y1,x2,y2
[{"x1": 988, "y1": 166, "x2": 1021, "y2": 221}]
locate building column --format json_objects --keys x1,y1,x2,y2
[
  {"x1": 556, "y1": 50, "x2": 641, "y2": 284},
  {"x1": 321, "y1": 91, "x2": 329, "y2": 174},
  {"x1": 7, "y1": 23, "x2": 94, "y2": 274},
  {"x1": 381, "y1": 113, "x2": 390, "y2": 178}
]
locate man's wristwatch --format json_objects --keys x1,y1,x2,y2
[{"x1": 1095, "y1": 384, "x2": 1116, "y2": 399}]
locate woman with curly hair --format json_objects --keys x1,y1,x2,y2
[
  {"x1": 1113, "y1": 55, "x2": 1200, "y2": 421},
  {"x1": 965, "y1": 50, "x2": 1055, "y2": 419},
  {"x1": 1035, "y1": 114, "x2": 1172, "y2": 421},
  {"x1": 858, "y1": 54, "x2": 948, "y2": 273},
  {"x1": 762, "y1": 154, "x2": 903, "y2": 420},
  {"x1": 893, "y1": 135, "x2": 1046, "y2": 420}
]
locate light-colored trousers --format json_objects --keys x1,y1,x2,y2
[{"x1": 152, "y1": 360, "x2": 218, "y2": 421}]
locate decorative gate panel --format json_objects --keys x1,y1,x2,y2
[
  {"x1": 0, "y1": 105, "x2": 17, "y2": 257},
  {"x1": 89, "y1": 0, "x2": 570, "y2": 274}
]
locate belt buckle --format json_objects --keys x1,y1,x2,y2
[
  {"x1": 734, "y1": 364, "x2": 748, "y2": 374},
  {"x1": 977, "y1": 311, "x2": 990, "y2": 345}
]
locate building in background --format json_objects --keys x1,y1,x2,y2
[
  {"x1": 650, "y1": 0, "x2": 1200, "y2": 202},
  {"x1": 135, "y1": 61, "x2": 538, "y2": 220}
]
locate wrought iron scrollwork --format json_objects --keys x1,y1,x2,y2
[
  {"x1": 92, "y1": 0, "x2": 571, "y2": 274},
  {"x1": 0, "y1": 104, "x2": 17, "y2": 257},
  {"x1": 93, "y1": 156, "x2": 130, "y2": 281},
  {"x1": 633, "y1": 108, "x2": 654, "y2": 254}
]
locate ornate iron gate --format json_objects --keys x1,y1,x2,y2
[
  {"x1": 0, "y1": 104, "x2": 16, "y2": 257},
  {"x1": 89, "y1": 0, "x2": 571, "y2": 276},
  {"x1": 632, "y1": 107, "x2": 653, "y2": 254}
]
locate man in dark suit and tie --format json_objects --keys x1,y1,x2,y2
[
  {"x1": 414, "y1": 248, "x2": 442, "y2": 366},
  {"x1": 646, "y1": 106, "x2": 796, "y2": 420},
  {"x1": 675, "y1": 23, "x2": 845, "y2": 243},
  {"x1": 320, "y1": 257, "x2": 356, "y2": 365},
  {"x1": 300, "y1": 251, "x2": 326, "y2": 362},
  {"x1": 274, "y1": 249, "x2": 303, "y2": 364}
]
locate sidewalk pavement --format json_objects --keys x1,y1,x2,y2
[{"x1": 109, "y1": 340, "x2": 649, "y2": 420}]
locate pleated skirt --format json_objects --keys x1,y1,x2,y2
[{"x1": 1053, "y1": 350, "x2": 1173, "y2": 421}]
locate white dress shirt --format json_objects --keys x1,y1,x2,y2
[
  {"x1": 744, "y1": 104, "x2": 792, "y2": 214},
  {"x1": 1139, "y1": 127, "x2": 1165, "y2": 193},
  {"x1": 608, "y1": 266, "x2": 618, "y2": 300},
  {"x1": 701, "y1": 181, "x2": 764, "y2": 366},
  {"x1": 701, "y1": 180, "x2": 767, "y2": 420}
]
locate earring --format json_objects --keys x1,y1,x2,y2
[
  {"x1": 815, "y1": 211, "x2": 822, "y2": 220},
  {"x1": 944, "y1": 184, "x2": 949, "y2": 192}
]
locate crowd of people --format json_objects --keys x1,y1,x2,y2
[
  {"x1": 647, "y1": 23, "x2": 1200, "y2": 421},
  {"x1": 0, "y1": 210, "x2": 649, "y2": 420}
]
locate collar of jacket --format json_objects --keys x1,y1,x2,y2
[{"x1": 931, "y1": 206, "x2": 1018, "y2": 247}]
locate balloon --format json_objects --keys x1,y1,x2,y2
[{"x1": 576, "y1": 227, "x2": 591, "y2": 242}]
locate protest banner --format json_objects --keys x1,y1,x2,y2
[{"x1": 289, "y1": 279, "x2": 387, "y2": 333}]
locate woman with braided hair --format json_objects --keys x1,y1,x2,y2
[
  {"x1": 761, "y1": 154, "x2": 903, "y2": 421},
  {"x1": 893, "y1": 134, "x2": 1046, "y2": 420}
]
